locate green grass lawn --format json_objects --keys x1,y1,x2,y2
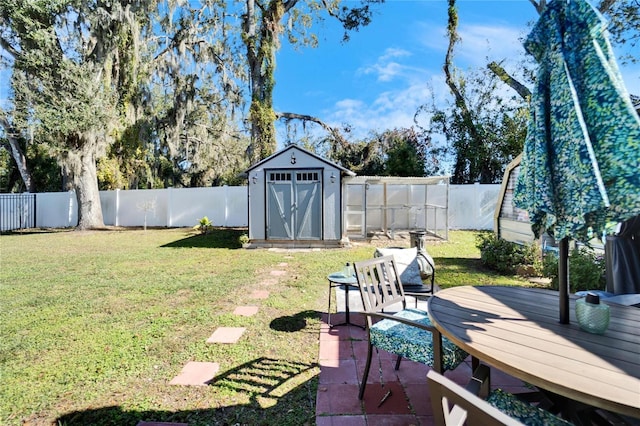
[{"x1": 0, "y1": 228, "x2": 531, "y2": 425}]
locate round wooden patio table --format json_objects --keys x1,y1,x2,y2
[{"x1": 427, "y1": 286, "x2": 640, "y2": 419}]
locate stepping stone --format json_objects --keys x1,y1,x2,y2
[
  {"x1": 278, "y1": 262, "x2": 288, "y2": 267},
  {"x1": 169, "y1": 361, "x2": 219, "y2": 386},
  {"x1": 270, "y1": 270, "x2": 286, "y2": 276},
  {"x1": 250, "y1": 290, "x2": 270, "y2": 299},
  {"x1": 207, "y1": 327, "x2": 246, "y2": 344},
  {"x1": 260, "y1": 278, "x2": 278, "y2": 286},
  {"x1": 233, "y1": 306, "x2": 259, "y2": 316}
]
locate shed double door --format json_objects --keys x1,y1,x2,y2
[{"x1": 266, "y1": 169, "x2": 322, "y2": 240}]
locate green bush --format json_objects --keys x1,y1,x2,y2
[
  {"x1": 476, "y1": 232, "x2": 541, "y2": 275},
  {"x1": 542, "y1": 247, "x2": 606, "y2": 293},
  {"x1": 194, "y1": 216, "x2": 213, "y2": 234}
]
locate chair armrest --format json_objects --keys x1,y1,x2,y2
[
  {"x1": 404, "y1": 291, "x2": 431, "y2": 298},
  {"x1": 360, "y1": 311, "x2": 438, "y2": 333}
]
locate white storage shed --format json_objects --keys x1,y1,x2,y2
[
  {"x1": 494, "y1": 154, "x2": 535, "y2": 245},
  {"x1": 245, "y1": 145, "x2": 355, "y2": 247}
]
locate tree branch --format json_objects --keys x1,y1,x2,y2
[
  {"x1": 444, "y1": 0, "x2": 474, "y2": 125},
  {"x1": 321, "y1": 0, "x2": 340, "y2": 20},
  {"x1": 444, "y1": 0, "x2": 494, "y2": 183},
  {"x1": 598, "y1": 0, "x2": 617, "y2": 14},
  {"x1": 0, "y1": 36, "x2": 20, "y2": 59},
  {"x1": 487, "y1": 61, "x2": 531, "y2": 101},
  {"x1": 275, "y1": 111, "x2": 349, "y2": 149},
  {"x1": 0, "y1": 112, "x2": 34, "y2": 192},
  {"x1": 282, "y1": 0, "x2": 300, "y2": 14},
  {"x1": 528, "y1": 0, "x2": 546, "y2": 14}
]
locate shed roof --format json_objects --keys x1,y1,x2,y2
[
  {"x1": 245, "y1": 144, "x2": 355, "y2": 176},
  {"x1": 344, "y1": 175, "x2": 449, "y2": 185}
]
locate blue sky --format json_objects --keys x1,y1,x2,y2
[
  {"x1": 1, "y1": 0, "x2": 638, "y2": 146},
  {"x1": 273, "y1": 0, "x2": 640, "y2": 143}
]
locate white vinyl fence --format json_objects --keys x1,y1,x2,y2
[{"x1": 1, "y1": 184, "x2": 500, "y2": 232}]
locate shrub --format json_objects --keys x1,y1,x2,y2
[
  {"x1": 239, "y1": 233, "x2": 249, "y2": 245},
  {"x1": 194, "y1": 216, "x2": 213, "y2": 234},
  {"x1": 476, "y1": 232, "x2": 541, "y2": 275},
  {"x1": 542, "y1": 247, "x2": 606, "y2": 293}
]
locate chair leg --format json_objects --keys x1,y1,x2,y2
[
  {"x1": 472, "y1": 356, "x2": 480, "y2": 372},
  {"x1": 359, "y1": 343, "x2": 374, "y2": 400},
  {"x1": 469, "y1": 364, "x2": 491, "y2": 399},
  {"x1": 433, "y1": 330, "x2": 443, "y2": 374},
  {"x1": 394, "y1": 355, "x2": 402, "y2": 370}
]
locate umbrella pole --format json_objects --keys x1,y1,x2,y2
[{"x1": 559, "y1": 237, "x2": 570, "y2": 324}]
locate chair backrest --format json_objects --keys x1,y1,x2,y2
[
  {"x1": 354, "y1": 255, "x2": 407, "y2": 325},
  {"x1": 427, "y1": 370, "x2": 524, "y2": 426}
]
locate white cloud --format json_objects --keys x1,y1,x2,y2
[
  {"x1": 358, "y1": 48, "x2": 414, "y2": 82},
  {"x1": 325, "y1": 74, "x2": 451, "y2": 140},
  {"x1": 457, "y1": 24, "x2": 526, "y2": 65},
  {"x1": 278, "y1": 2, "x2": 638, "y2": 152},
  {"x1": 620, "y1": 64, "x2": 640, "y2": 97},
  {"x1": 416, "y1": 21, "x2": 448, "y2": 53},
  {"x1": 416, "y1": 20, "x2": 528, "y2": 71},
  {"x1": 381, "y1": 47, "x2": 412, "y2": 61},
  {"x1": 328, "y1": 17, "x2": 535, "y2": 140},
  {"x1": 333, "y1": 98, "x2": 367, "y2": 116}
]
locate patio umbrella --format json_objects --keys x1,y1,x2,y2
[{"x1": 514, "y1": 0, "x2": 640, "y2": 323}]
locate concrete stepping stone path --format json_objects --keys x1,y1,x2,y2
[
  {"x1": 206, "y1": 327, "x2": 246, "y2": 344},
  {"x1": 250, "y1": 289, "x2": 270, "y2": 299},
  {"x1": 233, "y1": 306, "x2": 259, "y2": 316},
  {"x1": 169, "y1": 361, "x2": 219, "y2": 386},
  {"x1": 169, "y1": 261, "x2": 285, "y2": 393}
]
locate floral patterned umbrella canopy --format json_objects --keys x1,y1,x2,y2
[{"x1": 514, "y1": 0, "x2": 640, "y2": 322}]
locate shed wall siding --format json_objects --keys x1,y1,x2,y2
[
  {"x1": 323, "y1": 168, "x2": 341, "y2": 240},
  {"x1": 248, "y1": 168, "x2": 266, "y2": 240}
]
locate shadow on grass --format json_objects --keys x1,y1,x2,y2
[
  {"x1": 0, "y1": 227, "x2": 75, "y2": 235},
  {"x1": 270, "y1": 310, "x2": 321, "y2": 332},
  {"x1": 56, "y1": 357, "x2": 318, "y2": 426},
  {"x1": 161, "y1": 227, "x2": 247, "y2": 249}
]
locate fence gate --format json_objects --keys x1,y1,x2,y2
[
  {"x1": 266, "y1": 169, "x2": 322, "y2": 240},
  {"x1": 0, "y1": 193, "x2": 36, "y2": 231}
]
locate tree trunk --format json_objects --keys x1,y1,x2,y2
[
  {"x1": 444, "y1": 0, "x2": 489, "y2": 183},
  {"x1": 68, "y1": 143, "x2": 105, "y2": 230},
  {"x1": 0, "y1": 115, "x2": 34, "y2": 192},
  {"x1": 243, "y1": 0, "x2": 298, "y2": 164}
]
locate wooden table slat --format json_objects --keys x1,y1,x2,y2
[
  {"x1": 428, "y1": 286, "x2": 640, "y2": 419},
  {"x1": 436, "y1": 319, "x2": 640, "y2": 390},
  {"x1": 433, "y1": 297, "x2": 640, "y2": 360},
  {"x1": 450, "y1": 336, "x2": 639, "y2": 414}
]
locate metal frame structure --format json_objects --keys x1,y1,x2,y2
[{"x1": 342, "y1": 176, "x2": 449, "y2": 241}]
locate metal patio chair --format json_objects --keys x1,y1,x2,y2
[
  {"x1": 374, "y1": 246, "x2": 437, "y2": 306},
  {"x1": 353, "y1": 255, "x2": 468, "y2": 400},
  {"x1": 428, "y1": 365, "x2": 572, "y2": 426}
]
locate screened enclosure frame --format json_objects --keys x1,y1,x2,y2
[{"x1": 342, "y1": 176, "x2": 449, "y2": 241}]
